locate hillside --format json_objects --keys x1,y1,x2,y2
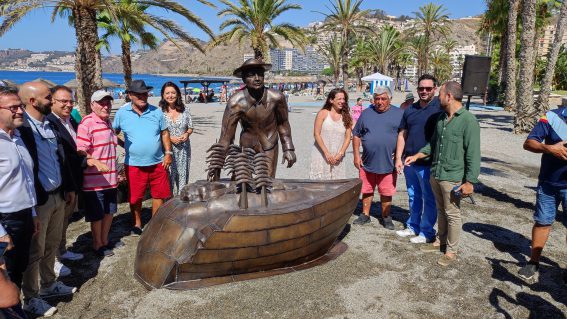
[{"x1": 102, "y1": 39, "x2": 253, "y2": 76}]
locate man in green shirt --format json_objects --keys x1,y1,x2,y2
[{"x1": 404, "y1": 81, "x2": 480, "y2": 266}]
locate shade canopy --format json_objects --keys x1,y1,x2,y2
[
  {"x1": 361, "y1": 72, "x2": 393, "y2": 82},
  {"x1": 64, "y1": 78, "x2": 122, "y2": 89},
  {"x1": 361, "y1": 72, "x2": 394, "y2": 94},
  {"x1": 32, "y1": 78, "x2": 57, "y2": 88}
]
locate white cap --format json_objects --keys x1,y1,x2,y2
[{"x1": 91, "y1": 90, "x2": 113, "y2": 102}]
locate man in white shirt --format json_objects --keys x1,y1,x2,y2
[
  {"x1": 47, "y1": 85, "x2": 84, "y2": 274},
  {"x1": 0, "y1": 86, "x2": 39, "y2": 312}
]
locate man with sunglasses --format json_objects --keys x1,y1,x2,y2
[
  {"x1": 18, "y1": 82, "x2": 77, "y2": 316},
  {"x1": 47, "y1": 85, "x2": 84, "y2": 278},
  {"x1": 395, "y1": 74, "x2": 442, "y2": 244},
  {"x1": 113, "y1": 80, "x2": 172, "y2": 236},
  {"x1": 0, "y1": 86, "x2": 40, "y2": 315}
]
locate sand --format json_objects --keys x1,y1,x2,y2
[{"x1": 49, "y1": 92, "x2": 567, "y2": 319}]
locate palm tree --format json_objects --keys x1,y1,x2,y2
[
  {"x1": 321, "y1": 36, "x2": 346, "y2": 86},
  {"x1": 514, "y1": 0, "x2": 538, "y2": 133},
  {"x1": 1, "y1": 0, "x2": 215, "y2": 114},
  {"x1": 535, "y1": 0, "x2": 567, "y2": 113},
  {"x1": 369, "y1": 25, "x2": 404, "y2": 75},
  {"x1": 429, "y1": 48, "x2": 452, "y2": 83},
  {"x1": 409, "y1": 35, "x2": 428, "y2": 77},
  {"x1": 212, "y1": 0, "x2": 306, "y2": 61},
  {"x1": 321, "y1": 0, "x2": 372, "y2": 87},
  {"x1": 95, "y1": 0, "x2": 214, "y2": 89},
  {"x1": 479, "y1": 0, "x2": 509, "y2": 85},
  {"x1": 412, "y1": 3, "x2": 450, "y2": 77},
  {"x1": 503, "y1": 0, "x2": 519, "y2": 112},
  {"x1": 349, "y1": 37, "x2": 373, "y2": 90}
]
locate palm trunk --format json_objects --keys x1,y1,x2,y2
[
  {"x1": 535, "y1": 0, "x2": 567, "y2": 113},
  {"x1": 73, "y1": 6, "x2": 103, "y2": 115},
  {"x1": 121, "y1": 40, "x2": 133, "y2": 89},
  {"x1": 497, "y1": 31, "x2": 508, "y2": 86},
  {"x1": 504, "y1": 0, "x2": 519, "y2": 112},
  {"x1": 514, "y1": 0, "x2": 538, "y2": 133},
  {"x1": 424, "y1": 32, "x2": 430, "y2": 74},
  {"x1": 254, "y1": 48, "x2": 264, "y2": 60}
]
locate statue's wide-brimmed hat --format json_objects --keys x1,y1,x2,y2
[{"x1": 233, "y1": 58, "x2": 272, "y2": 77}]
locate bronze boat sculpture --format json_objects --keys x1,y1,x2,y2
[{"x1": 134, "y1": 177, "x2": 361, "y2": 290}]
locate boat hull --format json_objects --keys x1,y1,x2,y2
[{"x1": 134, "y1": 178, "x2": 361, "y2": 290}]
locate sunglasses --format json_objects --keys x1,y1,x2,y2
[
  {"x1": 54, "y1": 98, "x2": 75, "y2": 105},
  {"x1": 417, "y1": 87, "x2": 435, "y2": 92}
]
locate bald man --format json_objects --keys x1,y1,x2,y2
[{"x1": 18, "y1": 82, "x2": 77, "y2": 317}]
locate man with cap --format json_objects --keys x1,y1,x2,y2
[
  {"x1": 216, "y1": 58, "x2": 296, "y2": 178},
  {"x1": 77, "y1": 90, "x2": 119, "y2": 257},
  {"x1": 400, "y1": 93, "x2": 415, "y2": 110},
  {"x1": 113, "y1": 80, "x2": 172, "y2": 236}
]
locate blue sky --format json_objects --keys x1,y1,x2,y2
[{"x1": 0, "y1": 0, "x2": 487, "y2": 54}]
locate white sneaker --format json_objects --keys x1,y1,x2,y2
[
  {"x1": 396, "y1": 228, "x2": 416, "y2": 237},
  {"x1": 23, "y1": 298, "x2": 57, "y2": 317},
  {"x1": 39, "y1": 281, "x2": 77, "y2": 298},
  {"x1": 54, "y1": 261, "x2": 71, "y2": 277},
  {"x1": 60, "y1": 250, "x2": 84, "y2": 261},
  {"x1": 409, "y1": 235, "x2": 427, "y2": 244}
]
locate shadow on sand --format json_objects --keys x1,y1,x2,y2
[{"x1": 464, "y1": 222, "x2": 567, "y2": 315}]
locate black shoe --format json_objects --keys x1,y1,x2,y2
[
  {"x1": 353, "y1": 214, "x2": 370, "y2": 225},
  {"x1": 131, "y1": 227, "x2": 143, "y2": 236},
  {"x1": 383, "y1": 216, "x2": 395, "y2": 230},
  {"x1": 106, "y1": 240, "x2": 125, "y2": 250},
  {"x1": 518, "y1": 262, "x2": 539, "y2": 280},
  {"x1": 95, "y1": 247, "x2": 114, "y2": 257}
]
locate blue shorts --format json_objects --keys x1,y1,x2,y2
[
  {"x1": 84, "y1": 188, "x2": 118, "y2": 222},
  {"x1": 534, "y1": 183, "x2": 567, "y2": 226}
]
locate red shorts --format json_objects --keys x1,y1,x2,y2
[
  {"x1": 359, "y1": 168, "x2": 397, "y2": 196},
  {"x1": 125, "y1": 164, "x2": 171, "y2": 205}
]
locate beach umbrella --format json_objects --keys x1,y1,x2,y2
[
  {"x1": 0, "y1": 79, "x2": 18, "y2": 88},
  {"x1": 192, "y1": 88, "x2": 201, "y2": 93},
  {"x1": 64, "y1": 78, "x2": 122, "y2": 89},
  {"x1": 32, "y1": 78, "x2": 57, "y2": 88}
]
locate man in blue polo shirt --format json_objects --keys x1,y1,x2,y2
[
  {"x1": 518, "y1": 106, "x2": 567, "y2": 280},
  {"x1": 395, "y1": 74, "x2": 442, "y2": 244},
  {"x1": 113, "y1": 80, "x2": 173, "y2": 236},
  {"x1": 352, "y1": 87, "x2": 404, "y2": 228}
]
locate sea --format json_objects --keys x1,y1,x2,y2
[{"x1": 0, "y1": 70, "x2": 224, "y2": 94}]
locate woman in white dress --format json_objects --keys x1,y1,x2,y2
[{"x1": 310, "y1": 88, "x2": 353, "y2": 180}]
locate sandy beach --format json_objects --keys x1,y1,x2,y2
[{"x1": 49, "y1": 93, "x2": 567, "y2": 319}]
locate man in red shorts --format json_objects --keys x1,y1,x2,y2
[
  {"x1": 352, "y1": 87, "x2": 404, "y2": 228},
  {"x1": 112, "y1": 80, "x2": 172, "y2": 235}
]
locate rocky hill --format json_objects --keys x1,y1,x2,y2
[{"x1": 101, "y1": 39, "x2": 253, "y2": 76}]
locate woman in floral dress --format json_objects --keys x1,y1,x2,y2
[{"x1": 160, "y1": 82, "x2": 193, "y2": 195}]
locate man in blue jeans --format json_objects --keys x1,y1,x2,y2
[
  {"x1": 395, "y1": 74, "x2": 442, "y2": 243},
  {"x1": 518, "y1": 106, "x2": 567, "y2": 280}
]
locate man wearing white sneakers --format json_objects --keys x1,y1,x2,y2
[{"x1": 18, "y1": 82, "x2": 77, "y2": 317}]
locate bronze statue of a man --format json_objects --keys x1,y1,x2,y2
[{"x1": 218, "y1": 58, "x2": 296, "y2": 177}]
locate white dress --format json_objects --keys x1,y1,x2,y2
[{"x1": 310, "y1": 112, "x2": 347, "y2": 180}]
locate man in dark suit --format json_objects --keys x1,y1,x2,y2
[
  {"x1": 47, "y1": 85, "x2": 85, "y2": 267},
  {"x1": 18, "y1": 82, "x2": 77, "y2": 317}
]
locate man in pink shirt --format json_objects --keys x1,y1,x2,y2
[{"x1": 76, "y1": 91, "x2": 118, "y2": 257}]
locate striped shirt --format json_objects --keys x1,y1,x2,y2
[{"x1": 77, "y1": 113, "x2": 118, "y2": 191}]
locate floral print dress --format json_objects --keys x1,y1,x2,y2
[{"x1": 164, "y1": 109, "x2": 193, "y2": 195}]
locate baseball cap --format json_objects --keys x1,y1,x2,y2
[
  {"x1": 91, "y1": 90, "x2": 114, "y2": 102},
  {"x1": 405, "y1": 92, "x2": 415, "y2": 101}
]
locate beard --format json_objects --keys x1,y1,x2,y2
[{"x1": 36, "y1": 101, "x2": 52, "y2": 115}]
